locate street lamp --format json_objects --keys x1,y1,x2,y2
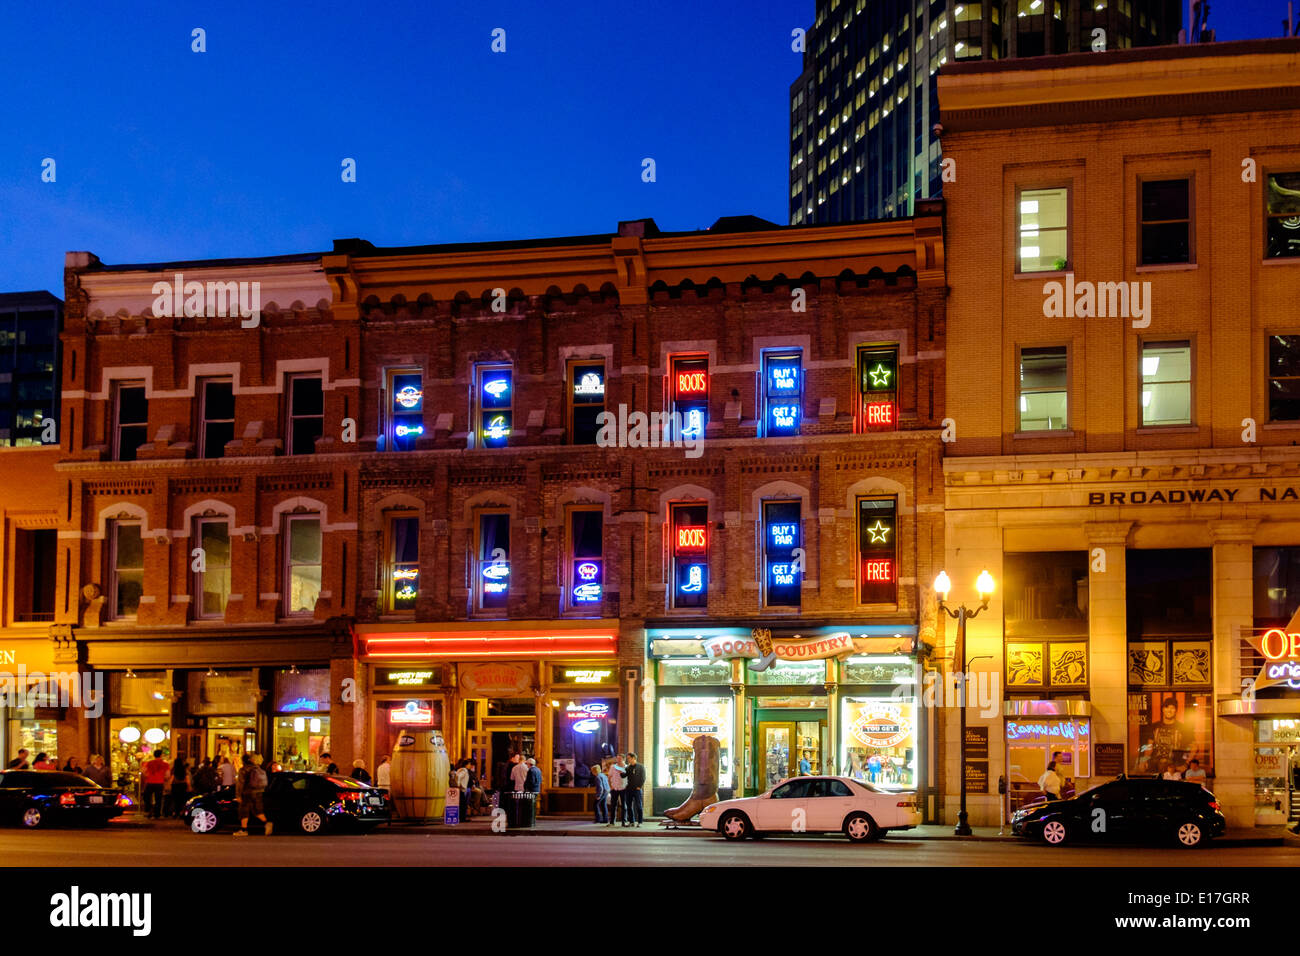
[{"x1": 934, "y1": 568, "x2": 995, "y2": 837}]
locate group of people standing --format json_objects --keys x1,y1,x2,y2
[
  {"x1": 139, "y1": 750, "x2": 239, "y2": 819},
  {"x1": 591, "y1": 752, "x2": 645, "y2": 827}
]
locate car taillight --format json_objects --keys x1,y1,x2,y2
[
  {"x1": 116, "y1": 795, "x2": 132, "y2": 808},
  {"x1": 1208, "y1": 801, "x2": 1221, "y2": 811},
  {"x1": 59, "y1": 793, "x2": 76, "y2": 806},
  {"x1": 896, "y1": 800, "x2": 915, "y2": 808},
  {"x1": 339, "y1": 791, "x2": 362, "y2": 803}
]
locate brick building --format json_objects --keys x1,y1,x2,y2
[
  {"x1": 32, "y1": 208, "x2": 947, "y2": 817},
  {"x1": 939, "y1": 39, "x2": 1300, "y2": 828}
]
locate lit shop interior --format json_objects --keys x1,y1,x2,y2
[{"x1": 648, "y1": 627, "x2": 922, "y2": 810}]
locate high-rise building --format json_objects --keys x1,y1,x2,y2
[
  {"x1": 790, "y1": 0, "x2": 1182, "y2": 225},
  {"x1": 0, "y1": 291, "x2": 61, "y2": 446}
]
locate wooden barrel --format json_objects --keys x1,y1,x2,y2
[{"x1": 390, "y1": 728, "x2": 449, "y2": 821}]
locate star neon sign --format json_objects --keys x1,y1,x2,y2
[
  {"x1": 868, "y1": 363, "x2": 892, "y2": 388},
  {"x1": 866, "y1": 520, "x2": 891, "y2": 543}
]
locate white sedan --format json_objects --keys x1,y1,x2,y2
[{"x1": 699, "y1": 775, "x2": 921, "y2": 843}]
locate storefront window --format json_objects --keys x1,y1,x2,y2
[
  {"x1": 109, "y1": 671, "x2": 171, "y2": 794},
  {"x1": 551, "y1": 698, "x2": 618, "y2": 787},
  {"x1": 275, "y1": 716, "x2": 331, "y2": 771},
  {"x1": 1005, "y1": 717, "x2": 1091, "y2": 812},
  {"x1": 8, "y1": 713, "x2": 57, "y2": 766},
  {"x1": 376, "y1": 699, "x2": 443, "y2": 774},
  {"x1": 658, "y1": 697, "x2": 733, "y2": 789},
  {"x1": 745, "y1": 659, "x2": 825, "y2": 686},
  {"x1": 1254, "y1": 718, "x2": 1299, "y2": 824},
  {"x1": 659, "y1": 660, "x2": 732, "y2": 686},
  {"x1": 841, "y1": 697, "x2": 916, "y2": 787},
  {"x1": 1128, "y1": 692, "x2": 1212, "y2": 777}
]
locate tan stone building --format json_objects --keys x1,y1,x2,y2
[{"x1": 938, "y1": 39, "x2": 1300, "y2": 828}]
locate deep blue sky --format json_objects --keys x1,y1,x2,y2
[{"x1": 0, "y1": 0, "x2": 1286, "y2": 297}]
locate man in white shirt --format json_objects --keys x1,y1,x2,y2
[
  {"x1": 376, "y1": 755, "x2": 391, "y2": 789},
  {"x1": 608, "y1": 754, "x2": 628, "y2": 827},
  {"x1": 1037, "y1": 762, "x2": 1063, "y2": 800},
  {"x1": 510, "y1": 753, "x2": 529, "y2": 792},
  {"x1": 219, "y1": 756, "x2": 236, "y2": 788}
]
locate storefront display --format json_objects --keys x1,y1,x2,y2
[
  {"x1": 1253, "y1": 717, "x2": 1299, "y2": 825},
  {"x1": 658, "y1": 697, "x2": 733, "y2": 790},
  {"x1": 1005, "y1": 716, "x2": 1091, "y2": 811},
  {"x1": 1127, "y1": 691, "x2": 1212, "y2": 776},
  {"x1": 551, "y1": 698, "x2": 618, "y2": 787},
  {"x1": 841, "y1": 696, "x2": 916, "y2": 787},
  {"x1": 7, "y1": 713, "x2": 57, "y2": 765},
  {"x1": 109, "y1": 671, "x2": 171, "y2": 795},
  {"x1": 272, "y1": 668, "x2": 331, "y2": 770}
]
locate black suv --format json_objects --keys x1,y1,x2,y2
[
  {"x1": 1011, "y1": 776, "x2": 1226, "y2": 847},
  {"x1": 183, "y1": 772, "x2": 389, "y2": 835}
]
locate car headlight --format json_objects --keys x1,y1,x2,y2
[{"x1": 702, "y1": 805, "x2": 719, "y2": 813}]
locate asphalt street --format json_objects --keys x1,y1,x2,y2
[{"x1": 0, "y1": 825, "x2": 1294, "y2": 867}]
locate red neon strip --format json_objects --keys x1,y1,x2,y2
[
  {"x1": 370, "y1": 649, "x2": 618, "y2": 658},
  {"x1": 364, "y1": 633, "x2": 615, "y2": 644}
]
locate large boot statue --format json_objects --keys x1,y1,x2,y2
[{"x1": 663, "y1": 734, "x2": 720, "y2": 822}]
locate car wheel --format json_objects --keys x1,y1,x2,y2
[
  {"x1": 21, "y1": 806, "x2": 43, "y2": 829},
  {"x1": 1176, "y1": 821, "x2": 1206, "y2": 848},
  {"x1": 843, "y1": 812, "x2": 880, "y2": 843},
  {"x1": 190, "y1": 809, "x2": 220, "y2": 834},
  {"x1": 719, "y1": 811, "x2": 752, "y2": 841},
  {"x1": 299, "y1": 809, "x2": 326, "y2": 835},
  {"x1": 1040, "y1": 819, "x2": 1069, "y2": 846}
]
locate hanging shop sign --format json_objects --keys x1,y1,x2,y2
[
  {"x1": 1248, "y1": 628, "x2": 1300, "y2": 691},
  {"x1": 651, "y1": 631, "x2": 914, "y2": 661},
  {"x1": 458, "y1": 662, "x2": 533, "y2": 697},
  {"x1": 552, "y1": 668, "x2": 615, "y2": 685},
  {"x1": 376, "y1": 667, "x2": 442, "y2": 687}
]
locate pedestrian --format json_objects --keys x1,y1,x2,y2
[
  {"x1": 233, "y1": 753, "x2": 271, "y2": 837},
  {"x1": 6, "y1": 748, "x2": 29, "y2": 769},
  {"x1": 608, "y1": 754, "x2": 627, "y2": 827},
  {"x1": 510, "y1": 753, "x2": 529, "y2": 792},
  {"x1": 62, "y1": 756, "x2": 83, "y2": 775},
  {"x1": 524, "y1": 757, "x2": 542, "y2": 793},
  {"x1": 351, "y1": 759, "x2": 371, "y2": 784},
  {"x1": 141, "y1": 749, "x2": 170, "y2": 819},
  {"x1": 798, "y1": 750, "x2": 812, "y2": 776},
  {"x1": 376, "y1": 754, "x2": 391, "y2": 789},
  {"x1": 218, "y1": 755, "x2": 236, "y2": 789},
  {"x1": 593, "y1": 760, "x2": 610, "y2": 824},
  {"x1": 170, "y1": 758, "x2": 191, "y2": 816},
  {"x1": 319, "y1": 752, "x2": 339, "y2": 775},
  {"x1": 622, "y1": 752, "x2": 645, "y2": 827},
  {"x1": 84, "y1": 754, "x2": 112, "y2": 788},
  {"x1": 1037, "y1": 761, "x2": 1062, "y2": 801},
  {"x1": 1161, "y1": 762, "x2": 1184, "y2": 781},
  {"x1": 1184, "y1": 758, "x2": 1207, "y2": 786},
  {"x1": 465, "y1": 759, "x2": 487, "y2": 815},
  {"x1": 33, "y1": 752, "x2": 57, "y2": 770}
]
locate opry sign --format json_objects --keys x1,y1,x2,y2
[{"x1": 1249, "y1": 627, "x2": 1300, "y2": 691}]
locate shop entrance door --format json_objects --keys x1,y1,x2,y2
[{"x1": 754, "y1": 711, "x2": 826, "y2": 793}]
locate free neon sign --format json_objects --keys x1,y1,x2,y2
[
  {"x1": 863, "y1": 559, "x2": 894, "y2": 583},
  {"x1": 867, "y1": 402, "x2": 895, "y2": 426}
]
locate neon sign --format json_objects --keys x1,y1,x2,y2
[
  {"x1": 1249, "y1": 628, "x2": 1300, "y2": 689},
  {"x1": 865, "y1": 520, "x2": 891, "y2": 543},
  {"x1": 389, "y1": 701, "x2": 435, "y2": 725},
  {"x1": 770, "y1": 563, "x2": 796, "y2": 586},
  {"x1": 395, "y1": 385, "x2": 423, "y2": 409},
  {"x1": 574, "y1": 371, "x2": 605, "y2": 397},
  {"x1": 395, "y1": 586, "x2": 417, "y2": 600},
  {"x1": 482, "y1": 563, "x2": 510, "y2": 580},
  {"x1": 867, "y1": 402, "x2": 894, "y2": 425},
  {"x1": 676, "y1": 527, "x2": 707, "y2": 552},
  {"x1": 393, "y1": 568, "x2": 419, "y2": 580},
  {"x1": 483, "y1": 379, "x2": 510, "y2": 400},
  {"x1": 768, "y1": 363, "x2": 799, "y2": 393},
  {"x1": 1005, "y1": 720, "x2": 1090, "y2": 741},
  {"x1": 1259, "y1": 628, "x2": 1300, "y2": 660},
  {"x1": 863, "y1": 559, "x2": 894, "y2": 583},
  {"x1": 676, "y1": 371, "x2": 708, "y2": 394},
  {"x1": 280, "y1": 696, "x2": 322, "y2": 713},
  {"x1": 679, "y1": 564, "x2": 705, "y2": 593},
  {"x1": 573, "y1": 582, "x2": 602, "y2": 602},
  {"x1": 566, "y1": 702, "x2": 610, "y2": 717},
  {"x1": 770, "y1": 404, "x2": 799, "y2": 430},
  {"x1": 572, "y1": 719, "x2": 601, "y2": 734},
  {"x1": 867, "y1": 363, "x2": 893, "y2": 389},
  {"x1": 484, "y1": 415, "x2": 510, "y2": 440},
  {"x1": 770, "y1": 524, "x2": 797, "y2": 547},
  {"x1": 576, "y1": 562, "x2": 599, "y2": 581},
  {"x1": 1266, "y1": 661, "x2": 1300, "y2": 688},
  {"x1": 395, "y1": 424, "x2": 424, "y2": 437},
  {"x1": 681, "y1": 407, "x2": 704, "y2": 438},
  {"x1": 560, "y1": 669, "x2": 613, "y2": 684}
]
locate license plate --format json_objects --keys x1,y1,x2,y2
[
  {"x1": 366, "y1": 796, "x2": 381, "y2": 806},
  {"x1": 89, "y1": 795, "x2": 103, "y2": 804}
]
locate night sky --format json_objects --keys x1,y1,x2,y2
[{"x1": 0, "y1": 0, "x2": 1288, "y2": 296}]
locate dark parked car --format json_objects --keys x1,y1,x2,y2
[
  {"x1": 1011, "y1": 776, "x2": 1226, "y2": 847},
  {"x1": 0, "y1": 770, "x2": 130, "y2": 828},
  {"x1": 183, "y1": 772, "x2": 390, "y2": 835}
]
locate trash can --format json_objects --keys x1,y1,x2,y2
[{"x1": 503, "y1": 790, "x2": 538, "y2": 828}]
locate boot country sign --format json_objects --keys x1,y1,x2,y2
[{"x1": 648, "y1": 628, "x2": 914, "y2": 668}]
